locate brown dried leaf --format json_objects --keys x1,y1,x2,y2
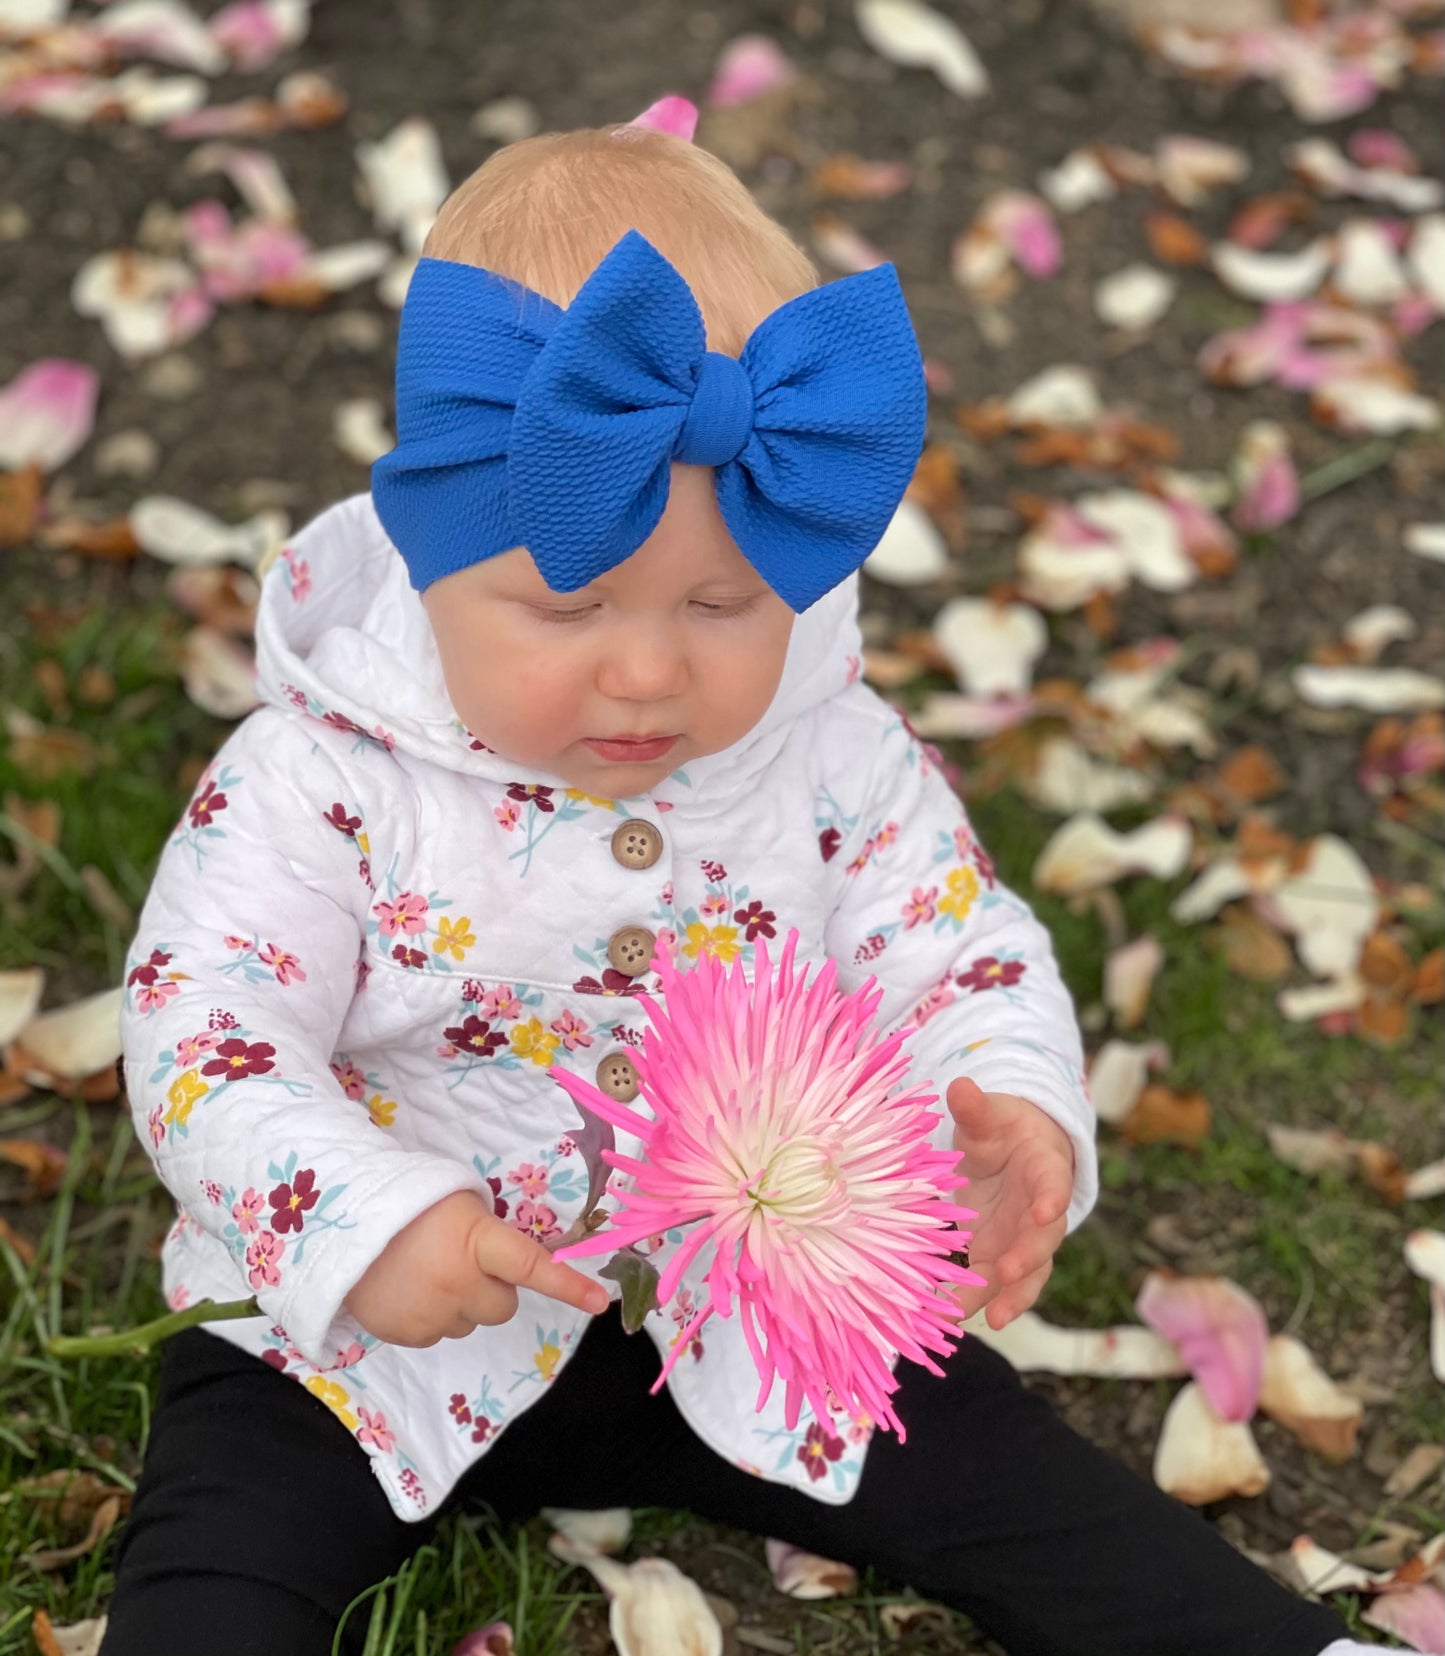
[
  {"x1": 32, "y1": 1611, "x2": 65, "y2": 1656},
  {"x1": 1356, "y1": 996, "x2": 1411, "y2": 1048},
  {"x1": 37, "y1": 517, "x2": 141, "y2": 560},
  {"x1": 1354, "y1": 1140, "x2": 1408, "y2": 1205},
  {"x1": 1359, "y1": 931, "x2": 1415, "y2": 998},
  {"x1": 1413, "y1": 948, "x2": 1444, "y2": 1006},
  {"x1": 808, "y1": 152, "x2": 912, "y2": 200},
  {"x1": 23, "y1": 1494, "x2": 122, "y2": 1572},
  {"x1": 1145, "y1": 210, "x2": 1209, "y2": 266},
  {"x1": 2, "y1": 710, "x2": 97, "y2": 782},
  {"x1": 1226, "y1": 191, "x2": 1317, "y2": 250},
  {"x1": 1216, "y1": 745, "x2": 1286, "y2": 805},
  {"x1": 955, "y1": 399, "x2": 1013, "y2": 441},
  {"x1": 1214, "y1": 906, "x2": 1294, "y2": 982},
  {"x1": 0, "y1": 465, "x2": 43, "y2": 549},
  {"x1": 1122, "y1": 1084, "x2": 1212, "y2": 1148},
  {"x1": 0, "y1": 1138, "x2": 68, "y2": 1195},
  {"x1": 0, "y1": 1213, "x2": 36, "y2": 1265}
]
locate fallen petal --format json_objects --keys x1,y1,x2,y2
[
  {"x1": 1362, "y1": 1582, "x2": 1445, "y2": 1654},
  {"x1": 764, "y1": 1538, "x2": 858, "y2": 1600},
  {"x1": 1257, "y1": 1333, "x2": 1363, "y2": 1460},
  {"x1": 0, "y1": 359, "x2": 99, "y2": 472},
  {"x1": 130, "y1": 495, "x2": 288, "y2": 569},
  {"x1": 1153, "y1": 1381, "x2": 1271, "y2": 1505},
  {"x1": 1034, "y1": 815, "x2": 1192, "y2": 896},
  {"x1": 1155, "y1": 135, "x2": 1249, "y2": 207},
  {"x1": 1038, "y1": 147, "x2": 1117, "y2": 214},
  {"x1": 966, "y1": 1307, "x2": 1187, "y2": 1378},
  {"x1": 1273, "y1": 835, "x2": 1379, "y2": 980},
  {"x1": 95, "y1": 0, "x2": 227, "y2": 73},
  {"x1": 1277, "y1": 974, "x2": 1366, "y2": 1023},
  {"x1": 705, "y1": 34, "x2": 794, "y2": 108},
  {"x1": 1403, "y1": 1230, "x2": 1445, "y2": 1383},
  {"x1": 1341, "y1": 604, "x2": 1416, "y2": 663},
  {"x1": 1104, "y1": 935, "x2": 1164, "y2": 1030},
  {"x1": 13, "y1": 986, "x2": 123, "y2": 1082},
  {"x1": 1404, "y1": 523, "x2": 1445, "y2": 563},
  {"x1": 855, "y1": 0, "x2": 989, "y2": 97},
  {"x1": 0, "y1": 968, "x2": 46, "y2": 1046},
  {"x1": 1075, "y1": 490, "x2": 1195, "y2": 592},
  {"x1": 1095, "y1": 263, "x2": 1177, "y2": 329},
  {"x1": 863, "y1": 498, "x2": 948, "y2": 585},
  {"x1": 1230, "y1": 420, "x2": 1299, "y2": 533},
  {"x1": 1005, "y1": 364, "x2": 1101, "y2": 428},
  {"x1": 932, "y1": 598, "x2": 1046, "y2": 697},
  {"x1": 180, "y1": 626, "x2": 259, "y2": 718},
  {"x1": 1023, "y1": 736, "x2": 1155, "y2": 815},
  {"x1": 1287, "y1": 1534, "x2": 1387, "y2": 1596},
  {"x1": 1086, "y1": 1038, "x2": 1170, "y2": 1125},
  {"x1": 1294, "y1": 665, "x2": 1445, "y2": 713},
  {"x1": 1135, "y1": 1270, "x2": 1269, "y2": 1421},
  {"x1": 355, "y1": 115, "x2": 449, "y2": 254},
  {"x1": 1311, "y1": 375, "x2": 1442, "y2": 435},
  {"x1": 450, "y1": 1622, "x2": 514, "y2": 1656},
  {"x1": 541, "y1": 1507, "x2": 632, "y2": 1554},
  {"x1": 1211, "y1": 239, "x2": 1333, "y2": 302},
  {"x1": 628, "y1": 96, "x2": 698, "y2": 140},
  {"x1": 332, "y1": 397, "x2": 393, "y2": 466}
]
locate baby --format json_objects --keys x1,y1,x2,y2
[{"x1": 106, "y1": 127, "x2": 1364, "y2": 1656}]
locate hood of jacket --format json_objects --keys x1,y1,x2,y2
[{"x1": 254, "y1": 491, "x2": 864, "y2": 803}]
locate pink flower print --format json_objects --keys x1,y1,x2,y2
[
  {"x1": 956, "y1": 956, "x2": 1027, "y2": 994},
  {"x1": 493, "y1": 801, "x2": 521, "y2": 831},
  {"x1": 549, "y1": 1009, "x2": 593, "y2": 1052},
  {"x1": 874, "y1": 820, "x2": 900, "y2": 850},
  {"x1": 846, "y1": 839, "x2": 876, "y2": 876},
  {"x1": 514, "y1": 1200, "x2": 560, "y2": 1242},
  {"x1": 203, "y1": 1038, "x2": 276, "y2": 1081},
  {"x1": 700, "y1": 892, "x2": 730, "y2": 919},
  {"x1": 661, "y1": 881, "x2": 674, "y2": 905},
  {"x1": 268, "y1": 1168, "x2": 318, "y2": 1234},
  {"x1": 480, "y1": 985, "x2": 521, "y2": 1020},
  {"x1": 232, "y1": 1187, "x2": 266, "y2": 1234},
  {"x1": 973, "y1": 844, "x2": 997, "y2": 889},
  {"x1": 355, "y1": 1406, "x2": 396, "y2": 1453},
  {"x1": 913, "y1": 983, "x2": 955, "y2": 1026},
  {"x1": 283, "y1": 683, "x2": 307, "y2": 709},
  {"x1": 391, "y1": 945, "x2": 426, "y2": 970},
  {"x1": 509, "y1": 1162, "x2": 550, "y2": 1200},
  {"x1": 146, "y1": 1103, "x2": 165, "y2": 1146},
  {"x1": 282, "y1": 545, "x2": 311, "y2": 601},
  {"x1": 323, "y1": 802, "x2": 360, "y2": 838},
  {"x1": 902, "y1": 886, "x2": 938, "y2": 929},
  {"x1": 330, "y1": 1059, "x2": 366, "y2": 1100},
  {"x1": 175, "y1": 1031, "x2": 220, "y2": 1067},
  {"x1": 701, "y1": 858, "x2": 727, "y2": 883},
  {"x1": 166, "y1": 1284, "x2": 191, "y2": 1310},
  {"x1": 188, "y1": 778, "x2": 228, "y2": 829},
  {"x1": 556, "y1": 1134, "x2": 577, "y2": 1157},
  {"x1": 845, "y1": 652, "x2": 862, "y2": 685},
  {"x1": 322, "y1": 709, "x2": 368, "y2": 739},
  {"x1": 258, "y1": 943, "x2": 306, "y2": 985},
  {"x1": 245, "y1": 1229, "x2": 285, "y2": 1289},
  {"x1": 448, "y1": 1392, "x2": 472, "y2": 1426},
  {"x1": 208, "y1": 1008, "x2": 238, "y2": 1031},
  {"x1": 136, "y1": 980, "x2": 180, "y2": 1014},
  {"x1": 224, "y1": 934, "x2": 252, "y2": 951},
  {"x1": 201, "y1": 1179, "x2": 223, "y2": 1205},
  {"x1": 846, "y1": 1414, "x2": 875, "y2": 1446},
  {"x1": 398, "y1": 1467, "x2": 425, "y2": 1507},
  {"x1": 369, "y1": 725, "x2": 396, "y2": 753},
  {"x1": 798, "y1": 1421, "x2": 845, "y2": 1482},
  {"x1": 355, "y1": 955, "x2": 371, "y2": 992},
  {"x1": 373, "y1": 891, "x2": 429, "y2": 938},
  {"x1": 952, "y1": 823, "x2": 975, "y2": 861}
]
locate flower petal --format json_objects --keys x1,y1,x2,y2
[
  {"x1": 1257, "y1": 1333, "x2": 1363, "y2": 1460},
  {"x1": 1135, "y1": 1271, "x2": 1268, "y2": 1422},
  {"x1": 855, "y1": 0, "x2": 989, "y2": 97},
  {"x1": 0, "y1": 359, "x2": 99, "y2": 472},
  {"x1": 1152, "y1": 1380, "x2": 1270, "y2": 1504}
]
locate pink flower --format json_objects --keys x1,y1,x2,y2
[
  {"x1": 332, "y1": 1342, "x2": 367, "y2": 1370},
  {"x1": 902, "y1": 886, "x2": 937, "y2": 929},
  {"x1": 481, "y1": 985, "x2": 521, "y2": 1020},
  {"x1": 245, "y1": 1229, "x2": 285, "y2": 1289},
  {"x1": 508, "y1": 1162, "x2": 549, "y2": 1200},
  {"x1": 372, "y1": 891, "x2": 429, "y2": 937},
  {"x1": 556, "y1": 1134, "x2": 577, "y2": 1157},
  {"x1": 137, "y1": 980, "x2": 180, "y2": 1014},
  {"x1": 232, "y1": 1187, "x2": 265, "y2": 1234},
  {"x1": 224, "y1": 933, "x2": 253, "y2": 951},
  {"x1": 147, "y1": 1103, "x2": 165, "y2": 1146},
  {"x1": 493, "y1": 801, "x2": 521, "y2": 831},
  {"x1": 201, "y1": 1179, "x2": 223, "y2": 1204},
  {"x1": 330, "y1": 1060, "x2": 366, "y2": 1100},
  {"x1": 175, "y1": 1031, "x2": 220, "y2": 1067},
  {"x1": 549, "y1": 1008, "x2": 593, "y2": 1052},
  {"x1": 912, "y1": 984, "x2": 956, "y2": 1027},
  {"x1": 700, "y1": 893, "x2": 730, "y2": 918},
  {"x1": 356, "y1": 1406, "x2": 396, "y2": 1453},
  {"x1": 553, "y1": 929, "x2": 979, "y2": 1439},
  {"x1": 258, "y1": 942, "x2": 306, "y2": 985},
  {"x1": 166, "y1": 1284, "x2": 191, "y2": 1310},
  {"x1": 515, "y1": 1199, "x2": 561, "y2": 1242}
]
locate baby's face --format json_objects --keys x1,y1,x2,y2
[{"x1": 423, "y1": 464, "x2": 796, "y2": 797}]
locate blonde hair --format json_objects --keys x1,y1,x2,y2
[{"x1": 423, "y1": 125, "x2": 819, "y2": 356}]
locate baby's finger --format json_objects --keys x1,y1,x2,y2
[
  {"x1": 998, "y1": 1212, "x2": 1067, "y2": 1287},
  {"x1": 456, "y1": 1272, "x2": 519, "y2": 1331},
  {"x1": 477, "y1": 1221, "x2": 610, "y2": 1315},
  {"x1": 1025, "y1": 1146, "x2": 1074, "y2": 1225},
  {"x1": 986, "y1": 1257, "x2": 1053, "y2": 1329}
]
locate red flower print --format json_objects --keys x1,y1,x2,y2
[
  {"x1": 701, "y1": 858, "x2": 727, "y2": 883},
  {"x1": 514, "y1": 1199, "x2": 560, "y2": 1242},
  {"x1": 572, "y1": 968, "x2": 642, "y2": 998},
  {"x1": 853, "y1": 933, "x2": 887, "y2": 964},
  {"x1": 398, "y1": 1468, "x2": 425, "y2": 1507},
  {"x1": 127, "y1": 948, "x2": 172, "y2": 988},
  {"x1": 913, "y1": 983, "x2": 955, "y2": 1026},
  {"x1": 268, "y1": 1167, "x2": 319, "y2": 1234},
  {"x1": 461, "y1": 979, "x2": 486, "y2": 1003},
  {"x1": 373, "y1": 891, "x2": 429, "y2": 937},
  {"x1": 245, "y1": 1229, "x2": 285, "y2": 1289},
  {"x1": 358, "y1": 857, "x2": 373, "y2": 889},
  {"x1": 469, "y1": 1417, "x2": 494, "y2": 1445},
  {"x1": 448, "y1": 1392, "x2": 472, "y2": 1426},
  {"x1": 261, "y1": 1348, "x2": 288, "y2": 1371},
  {"x1": 956, "y1": 956, "x2": 1026, "y2": 994},
  {"x1": 322, "y1": 709, "x2": 368, "y2": 739},
  {"x1": 355, "y1": 955, "x2": 371, "y2": 991},
  {"x1": 392, "y1": 944, "x2": 426, "y2": 970},
  {"x1": 466, "y1": 730, "x2": 494, "y2": 753},
  {"x1": 974, "y1": 845, "x2": 997, "y2": 889},
  {"x1": 442, "y1": 1014, "x2": 506, "y2": 1059},
  {"x1": 201, "y1": 1179, "x2": 223, "y2": 1204},
  {"x1": 203, "y1": 1038, "x2": 276, "y2": 1081},
  {"x1": 798, "y1": 1421, "x2": 845, "y2": 1482},
  {"x1": 506, "y1": 782, "x2": 555, "y2": 812},
  {"x1": 485, "y1": 1176, "x2": 509, "y2": 1220},
  {"x1": 146, "y1": 1103, "x2": 164, "y2": 1146},
  {"x1": 208, "y1": 1008, "x2": 239, "y2": 1031},
  {"x1": 258, "y1": 943, "x2": 306, "y2": 985},
  {"x1": 733, "y1": 900, "x2": 776, "y2": 942},
  {"x1": 188, "y1": 780, "x2": 228, "y2": 829},
  {"x1": 556, "y1": 1134, "x2": 577, "y2": 1157},
  {"x1": 324, "y1": 803, "x2": 360, "y2": 837},
  {"x1": 819, "y1": 827, "x2": 842, "y2": 862},
  {"x1": 330, "y1": 1059, "x2": 366, "y2": 1100}
]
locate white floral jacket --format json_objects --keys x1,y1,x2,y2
[{"x1": 120, "y1": 491, "x2": 1097, "y2": 1521}]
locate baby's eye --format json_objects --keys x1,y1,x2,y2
[
  {"x1": 529, "y1": 604, "x2": 599, "y2": 624},
  {"x1": 691, "y1": 596, "x2": 761, "y2": 618}
]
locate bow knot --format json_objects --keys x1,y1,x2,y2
[{"x1": 674, "y1": 351, "x2": 754, "y2": 467}]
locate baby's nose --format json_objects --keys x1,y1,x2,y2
[{"x1": 596, "y1": 627, "x2": 689, "y2": 701}]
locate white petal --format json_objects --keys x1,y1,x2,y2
[
  {"x1": 1312, "y1": 375, "x2": 1442, "y2": 435},
  {"x1": 1408, "y1": 213, "x2": 1445, "y2": 309},
  {"x1": 1155, "y1": 135, "x2": 1249, "y2": 208},
  {"x1": 1211, "y1": 239, "x2": 1332, "y2": 302},
  {"x1": 1286, "y1": 1535, "x2": 1388, "y2": 1597},
  {"x1": 1017, "y1": 529, "x2": 1131, "y2": 612},
  {"x1": 332, "y1": 397, "x2": 393, "y2": 466},
  {"x1": 1403, "y1": 1229, "x2": 1445, "y2": 1290},
  {"x1": 0, "y1": 0, "x2": 68, "y2": 33},
  {"x1": 550, "y1": 1539, "x2": 723, "y2": 1656},
  {"x1": 355, "y1": 115, "x2": 449, "y2": 253},
  {"x1": 180, "y1": 626, "x2": 259, "y2": 719},
  {"x1": 966, "y1": 1307, "x2": 1186, "y2": 1378},
  {"x1": 470, "y1": 96, "x2": 540, "y2": 144},
  {"x1": 764, "y1": 1539, "x2": 857, "y2": 1599},
  {"x1": 1094, "y1": 264, "x2": 1177, "y2": 330},
  {"x1": 1170, "y1": 858, "x2": 1254, "y2": 925},
  {"x1": 113, "y1": 65, "x2": 208, "y2": 123},
  {"x1": 1086, "y1": 1038, "x2": 1169, "y2": 1125},
  {"x1": 1341, "y1": 604, "x2": 1416, "y2": 663},
  {"x1": 1333, "y1": 219, "x2": 1409, "y2": 307},
  {"x1": 1266, "y1": 1124, "x2": 1357, "y2": 1177},
  {"x1": 1404, "y1": 522, "x2": 1445, "y2": 563},
  {"x1": 298, "y1": 239, "x2": 396, "y2": 293},
  {"x1": 1257, "y1": 1333, "x2": 1363, "y2": 1460},
  {"x1": 70, "y1": 250, "x2": 212, "y2": 360},
  {"x1": 1023, "y1": 735, "x2": 1155, "y2": 815},
  {"x1": 1294, "y1": 664, "x2": 1445, "y2": 713},
  {"x1": 40, "y1": 1618, "x2": 107, "y2": 1656},
  {"x1": 1153, "y1": 1381, "x2": 1270, "y2": 1505},
  {"x1": 932, "y1": 598, "x2": 1046, "y2": 696},
  {"x1": 863, "y1": 498, "x2": 948, "y2": 585},
  {"x1": 1105, "y1": 935, "x2": 1164, "y2": 1029},
  {"x1": 1403, "y1": 1159, "x2": 1445, "y2": 1201},
  {"x1": 14, "y1": 986, "x2": 123, "y2": 1081},
  {"x1": 1277, "y1": 974, "x2": 1365, "y2": 1022},
  {"x1": 130, "y1": 495, "x2": 289, "y2": 570},
  {"x1": 854, "y1": 0, "x2": 989, "y2": 97},
  {"x1": 906, "y1": 692, "x2": 1035, "y2": 740},
  {"x1": 1038, "y1": 148, "x2": 1116, "y2": 214},
  {"x1": 542, "y1": 1508, "x2": 632, "y2": 1554},
  {"x1": 1033, "y1": 814, "x2": 1191, "y2": 896},
  {"x1": 0, "y1": 968, "x2": 46, "y2": 1047},
  {"x1": 1076, "y1": 490, "x2": 1195, "y2": 591},
  {"x1": 1273, "y1": 835, "x2": 1379, "y2": 980},
  {"x1": 1005, "y1": 364, "x2": 1101, "y2": 428},
  {"x1": 187, "y1": 142, "x2": 298, "y2": 223},
  {"x1": 0, "y1": 358, "x2": 98, "y2": 472},
  {"x1": 95, "y1": 0, "x2": 227, "y2": 72}
]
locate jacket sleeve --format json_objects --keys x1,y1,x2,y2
[
  {"x1": 821, "y1": 699, "x2": 1098, "y2": 1234},
  {"x1": 121, "y1": 706, "x2": 487, "y2": 1365}
]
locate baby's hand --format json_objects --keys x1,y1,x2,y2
[
  {"x1": 344, "y1": 1190, "x2": 610, "y2": 1347},
  {"x1": 945, "y1": 1079, "x2": 1075, "y2": 1330}
]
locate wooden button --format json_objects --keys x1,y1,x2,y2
[
  {"x1": 595, "y1": 1051, "x2": 640, "y2": 1102},
  {"x1": 606, "y1": 926, "x2": 656, "y2": 977},
  {"x1": 610, "y1": 819, "x2": 663, "y2": 870}
]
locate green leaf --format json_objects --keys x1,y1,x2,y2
[{"x1": 598, "y1": 1249, "x2": 660, "y2": 1334}]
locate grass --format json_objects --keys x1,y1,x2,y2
[{"x1": 1, "y1": 569, "x2": 1440, "y2": 1652}]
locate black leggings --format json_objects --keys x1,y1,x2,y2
[{"x1": 102, "y1": 1308, "x2": 1349, "y2": 1656}]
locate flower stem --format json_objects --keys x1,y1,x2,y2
[{"x1": 46, "y1": 1296, "x2": 260, "y2": 1360}]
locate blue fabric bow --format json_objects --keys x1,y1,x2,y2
[{"x1": 371, "y1": 229, "x2": 926, "y2": 612}]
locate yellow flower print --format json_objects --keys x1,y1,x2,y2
[
  {"x1": 937, "y1": 865, "x2": 981, "y2": 923},
  {"x1": 356, "y1": 832, "x2": 370, "y2": 854},
  {"x1": 367, "y1": 1093, "x2": 397, "y2": 1128},
  {"x1": 509, "y1": 1018, "x2": 560, "y2": 1068},
  {"x1": 432, "y1": 915, "x2": 476, "y2": 961},
  {"x1": 164, "y1": 1068, "x2": 208, "y2": 1127},
  {"x1": 535, "y1": 1339, "x2": 563, "y2": 1382},
  {"x1": 682, "y1": 922, "x2": 741, "y2": 964},
  {"x1": 303, "y1": 1376, "x2": 358, "y2": 1430},
  {"x1": 564, "y1": 788, "x2": 616, "y2": 809}
]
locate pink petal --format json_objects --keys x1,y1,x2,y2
[
  {"x1": 627, "y1": 95, "x2": 697, "y2": 141},
  {"x1": 1231, "y1": 422, "x2": 1300, "y2": 534},
  {"x1": 208, "y1": 0, "x2": 306, "y2": 71},
  {"x1": 0, "y1": 359, "x2": 100, "y2": 472},
  {"x1": 1347, "y1": 128, "x2": 1419, "y2": 173},
  {"x1": 990, "y1": 191, "x2": 1062, "y2": 278},
  {"x1": 1135, "y1": 1271, "x2": 1269, "y2": 1422},
  {"x1": 1362, "y1": 1584, "x2": 1445, "y2": 1655},
  {"x1": 706, "y1": 33, "x2": 795, "y2": 108},
  {"x1": 450, "y1": 1622, "x2": 515, "y2": 1656}
]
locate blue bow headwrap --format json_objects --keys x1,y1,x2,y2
[{"x1": 371, "y1": 228, "x2": 927, "y2": 613}]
